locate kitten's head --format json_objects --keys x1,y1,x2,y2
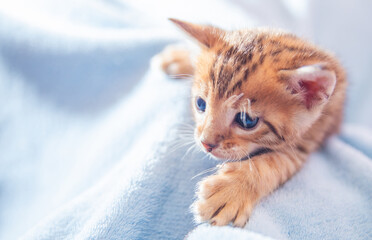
[{"x1": 171, "y1": 19, "x2": 341, "y2": 161}]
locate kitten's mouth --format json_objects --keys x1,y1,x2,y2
[
  {"x1": 197, "y1": 138, "x2": 273, "y2": 162},
  {"x1": 205, "y1": 146, "x2": 273, "y2": 162}
]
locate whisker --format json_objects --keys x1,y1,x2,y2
[
  {"x1": 180, "y1": 144, "x2": 198, "y2": 161},
  {"x1": 185, "y1": 143, "x2": 198, "y2": 156},
  {"x1": 191, "y1": 166, "x2": 218, "y2": 180},
  {"x1": 241, "y1": 148, "x2": 256, "y2": 173},
  {"x1": 175, "y1": 124, "x2": 195, "y2": 131},
  {"x1": 173, "y1": 140, "x2": 195, "y2": 147},
  {"x1": 176, "y1": 133, "x2": 194, "y2": 137},
  {"x1": 168, "y1": 74, "x2": 194, "y2": 80},
  {"x1": 169, "y1": 73, "x2": 193, "y2": 77},
  {"x1": 168, "y1": 140, "x2": 195, "y2": 153},
  {"x1": 201, "y1": 153, "x2": 210, "y2": 161},
  {"x1": 247, "y1": 98, "x2": 253, "y2": 117}
]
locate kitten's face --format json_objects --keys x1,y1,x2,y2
[
  {"x1": 192, "y1": 47, "x2": 296, "y2": 160},
  {"x1": 189, "y1": 30, "x2": 336, "y2": 161},
  {"x1": 170, "y1": 19, "x2": 337, "y2": 161}
]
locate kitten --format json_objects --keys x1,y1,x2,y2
[{"x1": 159, "y1": 19, "x2": 347, "y2": 227}]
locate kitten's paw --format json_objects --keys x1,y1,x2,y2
[
  {"x1": 192, "y1": 172, "x2": 253, "y2": 227},
  {"x1": 156, "y1": 45, "x2": 194, "y2": 77}
]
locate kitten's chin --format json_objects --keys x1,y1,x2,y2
[
  {"x1": 207, "y1": 152, "x2": 226, "y2": 161},
  {"x1": 206, "y1": 143, "x2": 262, "y2": 161}
]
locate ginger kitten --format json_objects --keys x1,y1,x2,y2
[{"x1": 160, "y1": 19, "x2": 346, "y2": 227}]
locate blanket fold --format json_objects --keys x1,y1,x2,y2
[{"x1": 0, "y1": 0, "x2": 371, "y2": 239}]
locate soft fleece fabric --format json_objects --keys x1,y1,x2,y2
[{"x1": 0, "y1": 0, "x2": 371, "y2": 239}]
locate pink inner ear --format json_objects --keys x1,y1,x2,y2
[
  {"x1": 282, "y1": 64, "x2": 336, "y2": 109},
  {"x1": 299, "y1": 78, "x2": 326, "y2": 109}
]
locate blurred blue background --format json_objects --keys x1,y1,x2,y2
[{"x1": 0, "y1": 0, "x2": 371, "y2": 239}]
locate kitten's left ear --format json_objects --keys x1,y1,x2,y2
[
  {"x1": 169, "y1": 18, "x2": 224, "y2": 48},
  {"x1": 279, "y1": 64, "x2": 336, "y2": 109}
]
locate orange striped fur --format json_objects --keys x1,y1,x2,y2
[{"x1": 159, "y1": 19, "x2": 347, "y2": 227}]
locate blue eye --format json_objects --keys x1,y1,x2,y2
[
  {"x1": 235, "y1": 112, "x2": 259, "y2": 129},
  {"x1": 196, "y1": 97, "x2": 206, "y2": 112}
]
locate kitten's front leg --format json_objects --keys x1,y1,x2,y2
[{"x1": 193, "y1": 151, "x2": 305, "y2": 227}]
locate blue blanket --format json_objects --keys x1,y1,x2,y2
[{"x1": 0, "y1": 0, "x2": 371, "y2": 239}]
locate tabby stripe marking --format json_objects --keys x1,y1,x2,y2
[
  {"x1": 226, "y1": 147, "x2": 273, "y2": 163},
  {"x1": 232, "y1": 210, "x2": 239, "y2": 224},
  {"x1": 263, "y1": 120, "x2": 285, "y2": 141},
  {"x1": 210, "y1": 55, "x2": 219, "y2": 87},
  {"x1": 241, "y1": 147, "x2": 273, "y2": 161},
  {"x1": 251, "y1": 63, "x2": 257, "y2": 73},
  {"x1": 259, "y1": 54, "x2": 266, "y2": 64},
  {"x1": 296, "y1": 145, "x2": 308, "y2": 154},
  {"x1": 225, "y1": 81, "x2": 242, "y2": 97},
  {"x1": 211, "y1": 203, "x2": 226, "y2": 219}
]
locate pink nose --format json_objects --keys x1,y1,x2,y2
[{"x1": 201, "y1": 141, "x2": 217, "y2": 152}]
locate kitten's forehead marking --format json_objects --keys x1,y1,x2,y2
[
  {"x1": 224, "y1": 94, "x2": 255, "y2": 118},
  {"x1": 211, "y1": 42, "x2": 261, "y2": 99},
  {"x1": 225, "y1": 93, "x2": 244, "y2": 107}
]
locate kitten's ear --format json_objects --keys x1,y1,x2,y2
[
  {"x1": 169, "y1": 18, "x2": 224, "y2": 48},
  {"x1": 279, "y1": 64, "x2": 336, "y2": 109}
]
